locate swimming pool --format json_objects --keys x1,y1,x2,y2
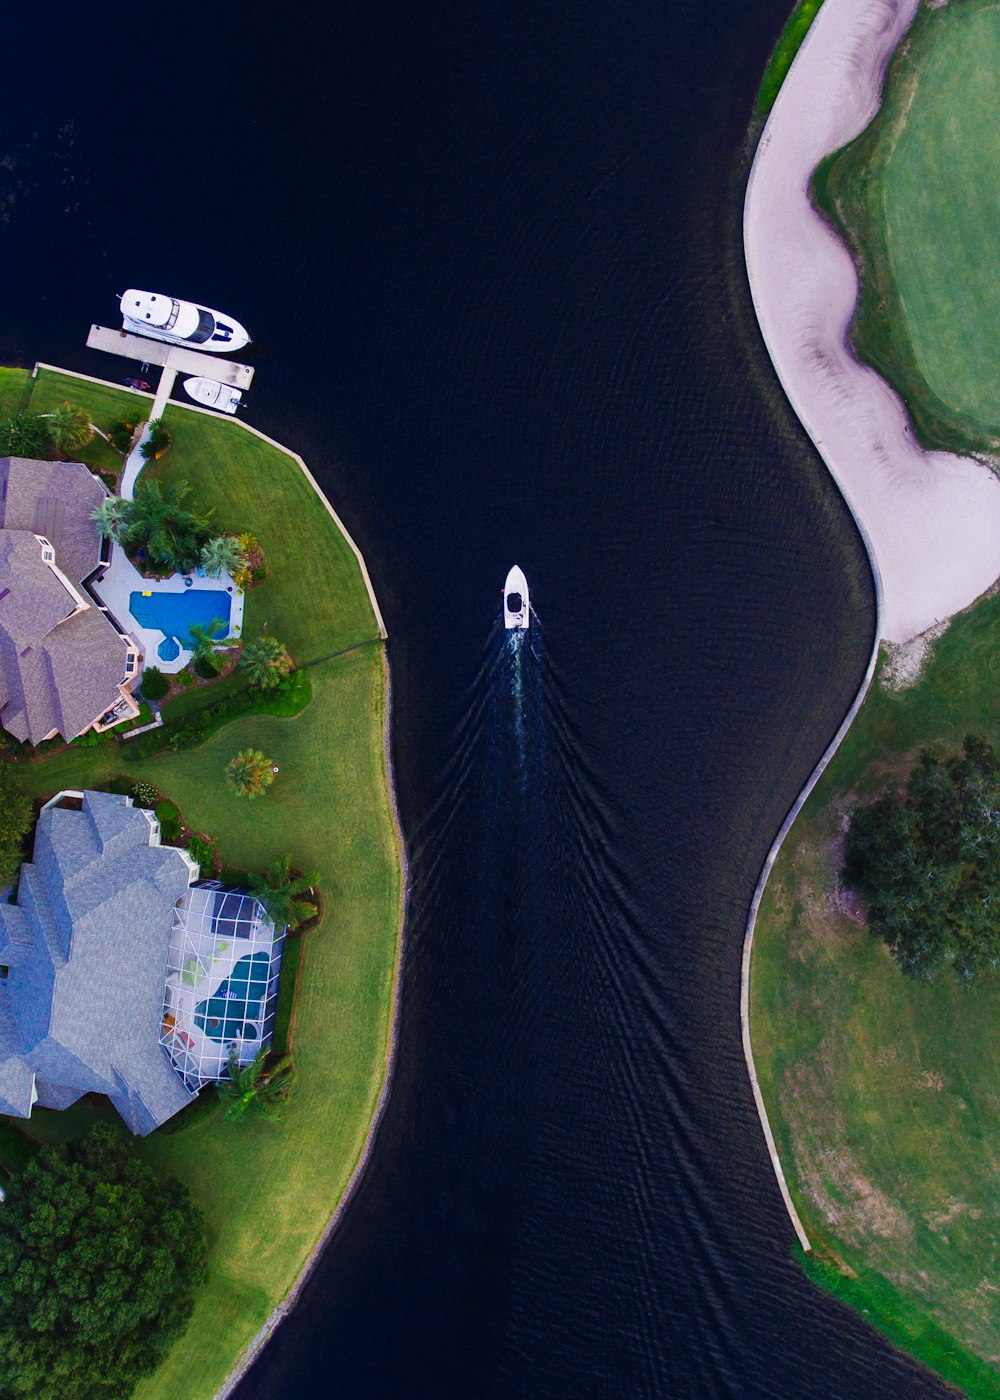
[
  {"x1": 195, "y1": 952, "x2": 271, "y2": 1042},
  {"x1": 129, "y1": 589, "x2": 232, "y2": 650}
]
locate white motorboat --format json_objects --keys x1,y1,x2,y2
[
  {"x1": 183, "y1": 377, "x2": 243, "y2": 415},
  {"x1": 120, "y1": 290, "x2": 251, "y2": 353},
  {"x1": 503, "y1": 565, "x2": 530, "y2": 629}
]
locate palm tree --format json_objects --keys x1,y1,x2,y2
[
  {"x1": 120, "y1": 478, "x2": 210, "y2": 573},
  {"x1": 138, "y1": 418, "x2": 172, "y2": 460},
  {"x1": 90, "y1": 495, "x2": 128, "y2": 540},
  {"x1": 46, "y1": 401, "x2": 94, "y2": 454},
  {"x1": 248, "y1": 854, "x2": 320, "y2": 930},
  {"x1": 240, "y1": 634, "x2": 292, "y2": 689},
  {"x1": 186, "y1": 616, "x2": 229, "y2": 673},
  {"x1": 200, "y1": 534, "x2": 246, "y2": 578},
  {"x1": 218, "y1": 1047, "x2": 294, "y2": 1123},
  {"x1": 225, "y1": 747, "x2": 276, "y2": 799}
]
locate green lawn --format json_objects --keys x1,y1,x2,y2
[
  {"x1": 5, "y1": 369, "x2": 403, "y2": 1399},
  {"x1": 814, "y1": 0, "x2": 1000, "y2": 454},
  {"x1": 756, "y1": 0, "x2": 826, "y2": 114},
  {"x1": 0, "y1": 367, "x2": 30, "y2": 420},
  {"x1": 750, "y1": 593, "x2": 1000, "y2": 1395}
]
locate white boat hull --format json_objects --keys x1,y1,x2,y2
[
  {"x1": 120, "y1": 289, "x2": 250, "y2": 354},
  {"x1": 503, "y1": 565, "x2": 529, "y2": 629},
  {"x1": 183, "y1": 377, "x2": 243, "y2": 415}
]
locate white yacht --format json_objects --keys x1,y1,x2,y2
[
  {"x1": 120, "y1": 290, "x2": 251, "y2": 353},
  {"x1": 503, "y1": 565, "x2": 530, "y2": 629},
  {"x1": 183, "y1": 377, "x2": 243, "y2": 415}
]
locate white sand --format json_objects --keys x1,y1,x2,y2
[{"x1": 744, "y1": 0, "x2": 1000, "y2": 644}]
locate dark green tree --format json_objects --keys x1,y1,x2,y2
[
  {"x1": 117, "y1": 478, "x2": 211, "y2": 574},
  {"x1": 844, "y1": 735, "x2": 1000, "y2": 980},
  {"x1": 0, "y1": 762, "x2": 32, "y2": 885},
  {"x1": 219, "y1": 1047, "x2": 295, "y2": 1123},
  {"x1": 0, "y1": 414, "x2": 49, "y2": 458},
  {"x1": 248, "y1": 853, "x2": 319, "y2": 930},
  {"x1": 138, "y1": 419, "x2": 173, "y2": 461},
  {"x1": 0, "y1": 1124, "x2": 207, "y2": 1400},
  {"x1": 138, "y1": 665, "x2": 169, "y2": 703}
]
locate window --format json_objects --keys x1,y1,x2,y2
[{"x1": 42, "y1": 550, "x2": 54, "y2": 562}]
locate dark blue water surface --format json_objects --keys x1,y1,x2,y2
[{"x1": 3, "y1": 2, "x2": 949, "y2": 1396}]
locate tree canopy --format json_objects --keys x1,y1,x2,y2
[
  {"x1": 225, "y1": 747, "x2": 275, "y2": 799},
  {"x1": 46, "y1": 402, "x2": 94, "y2": 455},
  {"x1": 112, "y1": 478, "x2": 211, "y2": 574},
  {"x1": 0, "y1": 414, "x2": 48, "y2": 458},
  {"x1": 0, "y1": 1124, "x2": 207, "y2": 1400},
  {"x1": 240, "y1": 633, "x2": 293, "y2": 689},
  {"x1": 844, "y1": 735, "x2": 1000, "y2": 980},
  {"x1": 0, "y1": 763, "x2": 32, "y2": 885}
]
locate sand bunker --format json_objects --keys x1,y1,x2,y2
[{"x1": 745, "y1": 0, "x2": 1000, "y2": 644}]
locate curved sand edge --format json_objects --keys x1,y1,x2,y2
[
  {"x1": 744, "y1": 0, "x2": 1000, "y2": 647},
  {"x1": 741, "y1": 0, "x2": 1000, "y2": 1252}
]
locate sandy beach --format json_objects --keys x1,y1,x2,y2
[{"x1": 744, "y1": 0, "x2": 1000, "y2": 645}]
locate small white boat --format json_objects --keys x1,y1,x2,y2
[
  {"x1": 120, "y1": 289, "x2": 251, "y2": 353},
  {"x1": 503, "y1": 565, "x2": 530, "y2": 629},
  {"x1": 183, "y1": 377, "x2": 243, "y2": 415}
]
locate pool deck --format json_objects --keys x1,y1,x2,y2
[{"x1": 90, "y1": 544, "x2": 244, "y2": 675}]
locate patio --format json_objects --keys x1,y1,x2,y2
[{"x1": 89, "y1": 543, "x2": 245, "y2": 675}]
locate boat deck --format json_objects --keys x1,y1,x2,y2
[{"x1": 86, "y1": 325, "x2": 254, "y2": 388}]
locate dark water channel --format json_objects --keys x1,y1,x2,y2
[{"x1": 3, "y1": 2, "x2": 949, "y2": 1396}]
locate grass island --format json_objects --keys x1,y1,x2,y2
[
  {"x1": 746, "y1": 0, "x2": 1000, "y2": 1392},
  {"x1": 0, "y1": 364, "x2": 405, "y2": 1398}
]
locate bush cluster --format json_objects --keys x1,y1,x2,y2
[
  {"x1": 154, "y1": 800, "x2": 183, "y2": 844},
  {"x1": 129, "y1": 780, "x2": 159, "y2": 808},
  {"x1": 187, "y1": 834, "x2": 219, "y2": 876},
  {"x1": 844, "y1": 734, "x2": 1000, "y2": 980},
  {"x1": 0, "y1": 1125, "x2": 207, "y2": 1400},
  {"x1": 139, "y1": 666, "x2": 169, "y2": 702},
  {"x1": 128, "y1": 670, "x2": 311, "y2": 760}
]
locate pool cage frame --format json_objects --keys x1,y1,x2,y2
[{"x1": 160, "y1": 882, "x2": 285, "y2": 1091}]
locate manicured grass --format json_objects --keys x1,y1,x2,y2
[
  {"x1": 756, "y1": 0, "x2": 825, "y2": 114},
  {"x1": 0, "y1": 367, "x2": 30, "y2": 420},
  {"x1": 814, "y1": 0, "x2": 1000, "y2": 454},
  {"x1": 3, "y1": 370, "x2": 403, "y2": 1399},
  {"x1": 750, "y1": 592, "x2": 1000, "y2": 1392},
  {"x1": 28, "y1": 367, "x2": 142, "y2": 477}
]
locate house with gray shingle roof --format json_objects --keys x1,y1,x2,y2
[
  {"x1": 0, "y1": 790, "x2": 200, "y2": 1134},
  {"x1": 0, "y1": 457, "x2": 142, "y2": 744},
  {"x1": 0, "y1": 790, "x2": 287, "y2": 1135}
]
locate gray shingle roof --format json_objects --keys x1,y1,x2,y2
[
  {"x1": 0, "y1": 458, "x2": 134, "y2": 744},
  {"x1": 0, "y1": 792, "x2": 198, "y2": 1134}
]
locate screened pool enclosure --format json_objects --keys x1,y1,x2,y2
[{"x1": 160, "y1": 883, "x2": 285, "y2": 1088}]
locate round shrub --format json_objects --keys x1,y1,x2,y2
[
  {"x1": 139, "y1": 665, "x2": 169, "y2": 702},
  {"x1": 129, "y1": 781, "x2": 159, "y2": 808},
  {"x1": 154, "y1": 800, "x2": 183, "y2": 844}
]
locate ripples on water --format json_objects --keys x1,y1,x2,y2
[{"x1": 0, "y1": 0, "x2": 957, "y2": 1394}]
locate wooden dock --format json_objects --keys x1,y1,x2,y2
[{"x1": 86, "y1": 325, "x2": 254, "y2": 389}]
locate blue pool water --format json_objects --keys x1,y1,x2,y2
[
  {"x1": 129, "y1": 589, "x2": 232, "y2": 648},
  {"x1": 195, "y1": 952, "x2": 271, "y2": 1042}
]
